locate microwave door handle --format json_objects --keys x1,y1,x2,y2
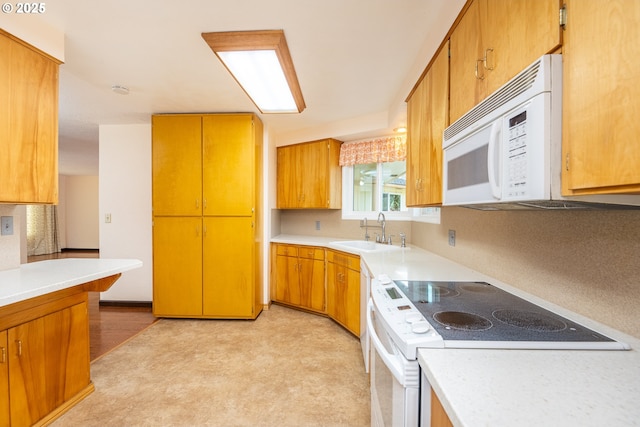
[
  {"x1": 487, "y1": 120, "x2": 502, "y2": 200},
  {"x1": 367, "y1": 299, "x2": 405, "y2": 383}
]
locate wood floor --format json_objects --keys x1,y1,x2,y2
[{"x1": 27, "y1": 249, "x2": 157, "y2": 361}]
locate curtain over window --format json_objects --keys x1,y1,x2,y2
[
  {"x1": 339, "y1": 135, "x2": 406, "y2": 166},
  {"x1": 26, "y1": 205, "x2": 61, "y2": 256}
]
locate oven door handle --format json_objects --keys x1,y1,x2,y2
[{"x1": 367, "y1": 299, "x2": 405, "y2": 383}]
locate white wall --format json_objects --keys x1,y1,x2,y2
[
  {"x1": 0, "y1": 205, "x2": 21, "y2": 270},
  {"x1": 98, "y1": 124, "x2": 152, "y2": 301},
  {"x1": 63, "y1": 175, "x2": 99, "y2": 249}
]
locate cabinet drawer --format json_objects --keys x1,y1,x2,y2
[
  {"x1": 298, "y1": 246, "x2": 325, "y2": 261},
  {"x1": 276, "y1": 244, "x2": 298, "y2": 257},
  {"x1": 327, "y1": 250, "x2": 360, "y2": 271}
]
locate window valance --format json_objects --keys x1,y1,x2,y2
[{"x1": 339, "y1": 135, "x2": 406, "y2": 166}]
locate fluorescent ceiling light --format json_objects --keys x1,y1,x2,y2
[{"x1": 202, "y1": 30, "x2": 306, "y2": 114}]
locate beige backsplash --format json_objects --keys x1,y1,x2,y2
[{"x1": 278, "y1": 207, "x2": 640, "y2": 339}]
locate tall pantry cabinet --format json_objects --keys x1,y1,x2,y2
[{"x1": 152, "y1": 114, "x2": 263, "y2": 319}]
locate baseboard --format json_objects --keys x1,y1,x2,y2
[
  {"x1": 99, "y1": 300, "x2": 152, "y2": 308},
  {"x1": 61, "y1": 248, "x2": 100, "y2": 253}
]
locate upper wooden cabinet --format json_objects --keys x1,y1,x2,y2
[
  {"x1": 449, "y1": 0, "x2": 562, "y2": 123},
  {"x1": 561, "y1": 0, "x2": 640, "y2": 195},
  {"x1": 406, "y1": 42, "x2": 449, "y2": 207},
  {"x1": 276, "y1": 138, "x2": 342, "y2": 209},
  {"x1": 152, "y1": 114, "x2": 260, "y2": 216},
  {"x1": 0, "y1": 30, "x2": 60, "y2": 204}
]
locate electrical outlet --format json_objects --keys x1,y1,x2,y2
[
  {"x1": 448, "y1": 229, "x2": 456, "y2": 246},
  {"x1": 315, "y1": 220, "x2": 321, "y2": 230},
  {"x1": 1, "y1": 216, "x2": 13, "y2": 236},
  {"x1": 105, "y1": 213, "x2": 112, "y2": 223}
]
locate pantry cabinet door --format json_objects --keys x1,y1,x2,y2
[
  {"x1": 203, "y1": 217, "x2": 255, "y2": 318},
  {"x1": 202, "y1": 115, "x2": 255, "y2": 216},
  {"x1": 562, "y1": 0, "x2": 640, "y2": 194},
  {"x1": 152, "y1": 115, "x2": 203, "y2": 216},
  {"x1": 153, "y1": 217, "x2": 203, "y2": 316}
]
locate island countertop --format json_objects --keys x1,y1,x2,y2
[{"x1": 0, "y1": 258, "x2": 143, "y2": 307}]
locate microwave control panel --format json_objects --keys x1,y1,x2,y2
[{"x1": 506, "y1": 110, "x2": 528, "y2": 197}]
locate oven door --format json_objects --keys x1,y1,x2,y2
[{"x1": 367, "y1": 299, "x2": 420, "y2": 427}]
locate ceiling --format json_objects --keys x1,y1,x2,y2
[{"x1": 24, "y1": 0, "x2": 464, "y2": 175}]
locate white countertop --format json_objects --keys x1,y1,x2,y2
[
  {"x1": 0, "y1": 258, "x2": 143, "y2": 307},
  {"x1": 272, "y1": 234, "x2": 640, "y2": 426}
]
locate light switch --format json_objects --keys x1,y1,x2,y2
[{"x1": 1, "y1": 216, "x2": 13, "y2": 236}]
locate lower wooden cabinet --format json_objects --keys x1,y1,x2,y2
[
  {"x1": 0, "y1": 295, "x2": 91, "y2": 427},
  {"x1": 326, "y1": 250, "x2": 361, "y2": 336},
  {"x1": 431, "y1": 389, "x2": 454, "y2": 427},
  {"x1": 273, "y1": 244, "x2": 325, "y2": 313},
  {"x1": 271, "y1": 244, "x2": 361, "y2": 336},
  {"x1": 0, "y1": 330, "x2": 8, "y2": 427}
]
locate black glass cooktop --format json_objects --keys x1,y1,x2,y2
[{"x1": 394, "y1": 280, "x2": 615, "y2": 343}]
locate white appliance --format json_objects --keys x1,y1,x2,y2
[
  {"x1": 368, "y1": 276, "x2": 628, "y2": 426},
  {"x1": 442, "y1": 54, "x2": 640, "y2": 210},
  {"x1": 360, "y1": 258, "x2": 371, "y2": 373}
]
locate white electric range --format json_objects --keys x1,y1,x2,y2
[{"x1": 367, "y1": 274, "x2": 629, "y2": 427}]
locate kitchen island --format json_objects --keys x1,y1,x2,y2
[
  {"x1": 0, "y1": 258, "x2": 142, "y2": 427},
  {"x1": 272, "y1": 234, "x2": 640, "y2": 426}
]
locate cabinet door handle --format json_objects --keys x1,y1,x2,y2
[
  {"x1": 475, "y1": 59, "x2": 485, "y2": 80},
  {"x1": 203, "y1": 199, "x2": 207, "y2": 210},
  {"x1": 483, "y1": 48, "x2": 494, "y2": 71},
  {"x1": 16, "y1": 340, "x2": 22, "y2": 357},
  {"x1": 195, "y1": 199, "x2": 199, "y2": 209},
  {"x1": 1, "y1": 346, "x2": 5, "y2": 363}
]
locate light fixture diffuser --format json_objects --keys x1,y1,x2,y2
[{"x1": 202, "y1": 30, "x2": 306, "y2": 114}]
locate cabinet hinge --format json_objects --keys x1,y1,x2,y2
[
  {"x1": 559, "y1": 4, "x2": 567, "y2": 28},
  {"x1": 565, "y1": 153, "x2": 570, "y2": 171}
]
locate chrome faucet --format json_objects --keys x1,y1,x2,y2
[
  {"x1": 376, "y1": 212, "x2": 386, "y2": 243},
  {"x1": 361, "y1": 217, "x2": 370, "y2": 241}
]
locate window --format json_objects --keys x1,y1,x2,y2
[
  {"x1": 342, "y1": 160, "x2": 410, "y2": 219},
  {"x1": 339, "y1": 135, "x2": 440, "y2": 223}
]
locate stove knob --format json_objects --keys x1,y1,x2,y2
[{"x1": 411, "y1": 321, "x2": 430, "y2": 334}]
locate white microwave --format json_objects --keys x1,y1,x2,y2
[{"x1": 442, "y1": 54, "x2": 639, "y2": 210}]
